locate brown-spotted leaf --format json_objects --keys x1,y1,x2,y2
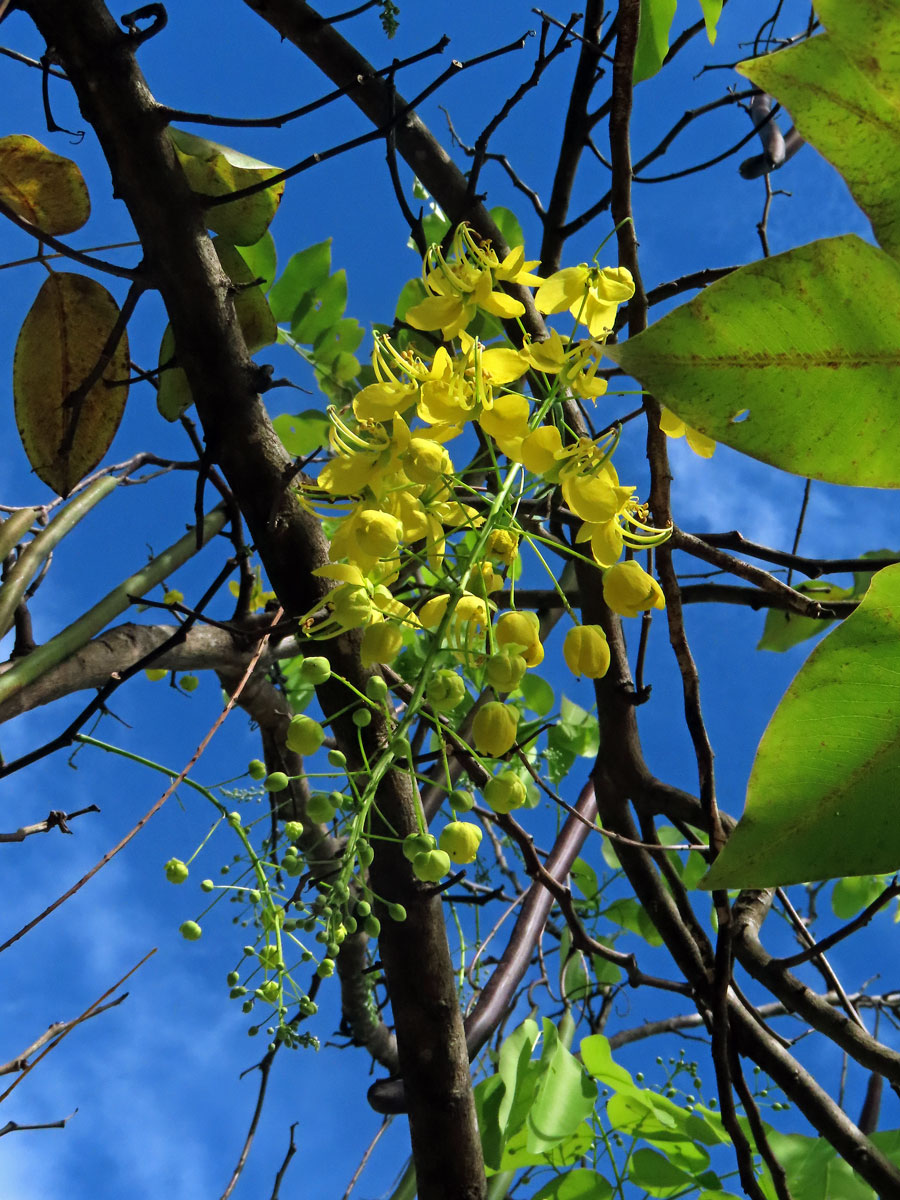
[
  {"x1": 170, "y1": 128, "x2": 284, "y2": 246},
  {"x1": 0, "y1": 135, "x2": 90, "y2": 235},
  {"x1": 14, "y1": 273, "x2": 129, "y2": 496}
]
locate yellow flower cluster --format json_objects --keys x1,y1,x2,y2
[{"x1": 300, "y1": 225, "x2": 672, "y2": 687}]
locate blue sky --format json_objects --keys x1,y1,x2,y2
[{"x1": 0, "y1": 2, "x2": 897, "y2": 1197}]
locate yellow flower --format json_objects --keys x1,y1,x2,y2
[
  {"x1": 535, "y1": 264, "x2": 634, "y2": 339},
  {"x1": 495, "y1": 610, "x2": 543, "y2": 667},
  {"x1": 472, "y1": 701, "x2": 519, "y2": 757},
  {"x1": 563, "y1": 625, "x2": 610, "y2": 679},
  {"x1": 360, "y1": 618, "x2": 404, "y2": 667},
  {"x1": 485, "y1": 529, "x2": 519, "y2": 567},
  {"x1": 603, "y1": 560, "x2": 666, "y2": 617},
  {"x1": 659, "y1": 408, "x2": 716, "y2": 458},
  {"x1": 479, "y1": 391, "x2": 530, "y2": 441}
]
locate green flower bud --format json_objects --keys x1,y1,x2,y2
[
  {"x1": 257, "y1": 980, "x2": 280, "y2": 1003},
  {"x1": 356, "y1": 840, "x2": 374, "y2": 867},
  {"x1": 165, "y1": 857, "x2": 189, "y2": 884},
  {"x1": 180, "y1": 674, "x2": 199, "y2": 692},
  {"x1": 306, "y1": 792, "x2": 337, "y2": 824},
  {"x1": 283, "y1": 820, "x2": 304, "y2": 842},
  {"x1": 439, "y1": 821, "x2": 483, "y2": 865},
  {"x1": 227, "y1": 971, "x2": 240, "y2": 986},
  {"x1": 365, "y1": 675, "x2": 389, "y2": 703},
  {"x1": 145, "y1": 668, "x2": 167, "y2": 682},
  {"x1": 299, "y1": 656, "x2": 332, "y2": 684},
  {"x1": 388, "y1": 903, "x2": 407, "y2": 922},
  {"x1": 264, "y1": 771, "x2": 290, "y2": 792},
  {"x1": 285, "y1": 715, "x2": 325, "y2": 757},
  {"x1": 258, "y1": 945, "x2": 280, "y2": 969},
  {"x1": 403, "y1": 832, "x2": 435, "y2": 862},
  {"x1": 248, "y1": 759, "x2": 267, "y2": 780},
  {"x1": 352, "y1": 707, "x2": 372, "y2": 728},
  {"x1": 328, "y1": 749, "x2": 347, "y2": 768},
  {"x1": 363, "y1": 915, "x2": 381, "y2": 937},
  {"x1": 201, "y1": 878, "x2": 215, "y2": 892},
  {"x1": 316, "y1": 957, "x2": 336, "y2": 978},
  {"x1": 449, "y1": 788, "x2": 475, "y2": 813},
  {"x1": 412, "y1": 849, "x2": 451, "y2": 883},
  {"x1": 484, "y1": 650, "x2": 527, "y2": 694},
  {"x1": 472, "y1": 701, "x2": 519, "y2": 757},
  {"x1": 356, "y1": 900, "x2": 372, "y2": 917},
  {"x1": 179, "y1": 920, "x2": 202, "y2": 941},
  {"x1": 426, "y1": 669, "x2": 466, "y2": 713},
  {"x1": 483, "y1": 770, "x2": 527, "y2": 814}
]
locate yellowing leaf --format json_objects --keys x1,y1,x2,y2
[
  {"x1": 170, "y1": 128, "x2": 284, "y2": 245},
  {"x1": 0, "y1": 134, "x2": 90, "y2": 235},
  {"x1": 14, "y1": 273, "x2": 129, "y2": 496}
]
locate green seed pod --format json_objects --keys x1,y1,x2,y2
[
  {"x1": 165, "y1": 857, "x2": 189, "y2": 884},
  {"x1": 285, "y1": 714, "x2": 325, "y2": 757},
  {"x1": 248, "y1": 759, "x2": 267, "y2": 780},
  {"x1": 179, "y1": 920, "x2": 202, "y2": 941},
  {"x1": 412, "y1": 849, "x2": 451, "y2": 883},
  {"x1": 264, "y1": 771, "x2": 290, "y2": 792},
  {"x1": 299, "y1": 656, "x2": 332, "y2": 684}
]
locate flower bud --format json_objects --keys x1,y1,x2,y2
[
  {"x1": 412, "y1": 849, "x2": 451, "y2": 882},
  {"x1": 360, "y1": 619, "x2": 403, "y2": 667},
  {"x1": 483, "y1": 770, "x2": 526, "y2": 813},
  {"x1": 283, "y1": 821, "x2": 304, "y2": 843},
  {"x1": 165, "y1": 858, "x2": 189, "y2": 884},
  {"x1": 248, "y1": 759, "x2": 267, "y2": 781},
  {"x1": 495, "y1": 610, "x2": 543, "y2": 666},
  {"x1": 285, "y1": 715, "x2": 325, "y2": 757},
  {"x1": 299, "y1": 656, "x2": 331, "y2": 684},
  {"x1": 472, "y1": 701, "x2": 519, "y2": 757},
  {"x1": 603, "y1": 560, "x2": 665, "y2": 618},
  {"x1": 306, "y1": 792, "x2": 337, "y2": 823},
  {"x1": 485, "y1": 649, "x2": 527, "y2": 694},
  {"x1": 264, "y1": 771, "x2": 289, "y2": 792},
  {"x1": 563, "y1": 625, "x2": 611, "y2": 679},
  {"x1": 179, "y1": 920, "x2": 202, "y2": 941},
  {"x1": 439, "y1": 821, "x2": 483, "y2": 864},
  {"x1": 427, "y1": 669, "x2": 466, "y2": 713}
]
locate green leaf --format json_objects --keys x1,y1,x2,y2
[
  {"x1": 530, "y1": 1169, "x2": 614, "y2": 1200},
  {"x1": 831, "y1": 874, "x2": 886, "y2": 920},
  {"x1": 519, "y1": 671, "x2": 555, "y2": 716},
  {"x1": 602, "y1": 897, "x2": 663, "y2": 945},
  {"x1": 498, "y1": 1018, "x2": 540, "y2": 1134},
  {"x1": 170, "y1": 128, "x2": 284, "y2": 245},
  {"x1": 581, "y1": 1034, "x2": 635, "y2": 1091},
  {"x1": 474, "y1": 1074, "x2": 506, "y2": 1172},
  {"x1": 272, "y1": 410, "x2": 330, "y2": 457},
  {"x1": 214, "y1": 239, "x2": 276, "y2": 353},
  {"x1": 526, "y1": 1034, "x2": 595, "y2": 1154},
  {"x1": 269, "y1": 241, "x2": 332, "y2": 323},
  {"x1": 703, "y1": 564, "x2": 900, "y2": 888},
  {"x1": 235, "y1": 231, "x2": 277, "y2": 291},
  {"x1": 570, "y1": 856, "x2": 598, "y2": 901},
  {"x1": 852, "y1": 549, "x2": 900, "y2": 598},
  {"x1": 757, "y1": 581, "x2": 849, "y2": 653},
  {"x1": 555, "y1": 696, "x2": 600, "y2": 757},
  {"x1": 156, "y1": 324, "x2": 193, "y2": 421},
  {"x1": 590, "y1": 945, "x2": 623, "y2": 986},
  {"x1": 312, "y1": 317, "x2": 365, "y2": 366},
  {"x1": 737, "y1": 2, "x2": 900, "y2": 258},
  {"x1": 629, "y1": 1147, "x2": 695, "y2": 1191},
  {"x1": 0, "y1": 134, "x2": 90, "y2": 235},
  {"x1": 608, "y1": 236, "x2": 900, "y2": 487},
  {"x1": 292, "y1": 270, "x2": 348, "y2": 343},
  {"x1": 489, "y1": 205, "x2": 524, "y2": 249},
  {"x1": 498, "y1": 1122, "x2": 595, "y2": 1171},
  {"x1": 634, "y1": 0, "x2": 677, "y2": 83},
  {"x1": 697, "y1": 0, "x2": 723, "y2": 43},
  {"x1": 13, "y1": 273, "x2": 129, "y2": 496},
  {"x1": 764, "y1": 1130, "x2": 877, "y2": 1200}
]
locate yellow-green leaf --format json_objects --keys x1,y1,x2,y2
[
  {"x1": 703, "y1": 564, "x2": 900, "y2": 888},
  {"x1": 170, "y1": 127, "x2": 284, "y2": 245},
  {"x1": 14, "y1": 273, "x2": 129, "y2": 496},
  {"x1": 0, "y1": 134, "x2": 90, "y2": 235},
  {"x1": 157, "y1": 237, "x2": 276, "y2": 421}
]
